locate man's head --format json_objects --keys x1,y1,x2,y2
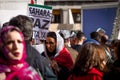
[
  {"x1": 90, "y1": 31, "x2": 101, "y2": 42},
  {"x1": 76, "y1": 31, "x2": 86, "y2": 42},
  {"x1": 96, "y1": 28, "x2": 106, "y2": 36},
  {"x1": 9, "y1": 15, "x2": 33, "y2": 40},
  {"x1": 59, "y1": 30, "x2": 71, "y2": 47}
]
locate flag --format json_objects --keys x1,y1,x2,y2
[{"x1": 30, "y1": 0, "x2": 34, "y2": 4}]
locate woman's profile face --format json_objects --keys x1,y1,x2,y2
[
  {"x1": 4, "y1": 30, "x2": 24, "y2": 60},
  {"x1": 45, "y1": 37, "x2": 56, "y2": 53}
]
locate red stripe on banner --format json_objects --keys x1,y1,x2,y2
[{"x1": 30, "y1": 0, "x2": 34, "y2": 4}]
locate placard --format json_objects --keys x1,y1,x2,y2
[{"x1": 28, "y1": 4, "x2": 52, "y2": 42}]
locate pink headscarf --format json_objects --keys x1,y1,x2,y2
[
  {"x1": 0, "y1": 25, "x2": 26, "y2": 66},
  {"x1": 0, "y1": 26, "x2": 41, "y2": 80}
]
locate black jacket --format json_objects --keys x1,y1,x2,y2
[
  {"x1": 25, "y1": 40, "x2": 57, "y2": 80},
  {"x1": 103, "y1": 59, "x2": 120, "y2": 80}
]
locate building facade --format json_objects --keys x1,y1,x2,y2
[{"x1": 45, "y1": 0, "x2": 118, "y2": 31}]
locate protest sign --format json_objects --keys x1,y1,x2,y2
[{"x1": 27, "y1": 4, "x2": 52, "y2": 43}]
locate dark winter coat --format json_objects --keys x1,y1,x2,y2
[{"x1": 103, "y1": 59, "x2": 120, "y2": 80}]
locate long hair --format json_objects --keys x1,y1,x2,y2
[{"x1": 72, "y1": 43, "x2": 107, "y2": 76}]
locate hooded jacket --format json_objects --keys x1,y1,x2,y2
[
  {"x1": 42, "y1": 32, "x2": 73, "y2": 80},
  {"x1": 25, "y1": 40, "x2": 57, "y2": 80}
]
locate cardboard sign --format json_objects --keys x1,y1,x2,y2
[{"x1": 27, "y1": 4, "x2": 52, "y2": 42}]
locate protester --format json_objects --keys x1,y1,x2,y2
[
  {"x1": 59, "y1": 30, "x2": 71, "y2": 47},
  {"x1": 83, "y1": 31, "x2": 100, "y2": 45},
  {"x1": 72, "y1": 30, "x2": 86, "y2": 53},
  {"x1": 90, "y1": 31, "x2": 101, "y2": 43},
  {"x1": 103, "y1": 40, "x2": 120, "y2": 80},
  {"x1": 59, "y1": 29, "x2": 78, "y2": 64},
  {"x1": 70, "y1": 31, "x2": 77, "y2": 48},
  {"x1": 42, "y1": 31, "x2": 73, "y2": 80},
  {"x1": 110, "y1": 39, "x2": 120, "y2": 60},
  {"x1": 0, "y1": 26, "x2": 42, "y2": 80},
  {"x1": 100, "y1": 34, "x2": 114, "y2": 69},
  {"x1": 96, "y1": 27, "x2": 106, "y2": 37},
  {"x1": 9, "y1": 15, "x2": 57, "y2": 80},
  {"x1": 68, "y1": 43, "x2": 107, "y2": 80},
  {"x1": 96, "y1": 28, "x2": 113, "y2": 64}
]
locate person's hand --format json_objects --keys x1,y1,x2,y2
[
  {"x1": 51, "y1": 60, "x2": 60, "y2": 74},
  {"x1": 0, "y1": 64, "x2": 11, "y2": 80},
  {"x1": 0, "y1": 72, "x2": 6, "y2": 80}
]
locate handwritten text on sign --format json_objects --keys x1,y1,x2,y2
[{"x1": 28, "y1": 4, "x2": 52, "y2": 40}]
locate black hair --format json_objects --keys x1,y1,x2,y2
[
  {"x1": 76, "y1": 31, "x2": 85, "y2": 40},
  {"x1": 90, "y1": 31, "x2": 101, "y2": 42},
  {"x1": 46, "y1": 32, "x2": 57, "y2": 41}
]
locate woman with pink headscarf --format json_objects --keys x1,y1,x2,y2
[{"x1": 0, "y1": 26, "x2": 42, "y2": 80}]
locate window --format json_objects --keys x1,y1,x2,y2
[
  {"x1": 51, "y1": 9, "x2": 61, "y2": 23},
  {"x1": 71, "y1": 9, "x2": 81, "y2": 23}
]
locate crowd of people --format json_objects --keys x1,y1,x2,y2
[{"x1": 0, "y1": 14, "x2": 120, "y2": 80}]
